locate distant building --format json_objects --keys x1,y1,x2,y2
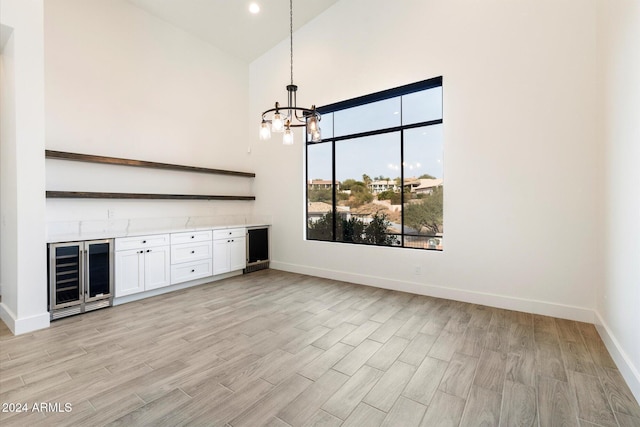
[
  {"x1": 368, "y1": 179, "x2": 398, "y2": 194},
  {"x1": 307, "y1": 202, "x2": 350, "y2": 222},
  {"x1": 404, "y1": 178, "x2": 443, "y2": 195},
  {"x1": 308, "y1": 179, "x2": 340, "y2": 190}
]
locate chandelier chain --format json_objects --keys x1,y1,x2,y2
[
  {"x1": 290, "y1": 0, "x2": 293, "y2": 86},
  {"x1": 259, "y1": 0, "x2": 321, "y2": 143}
]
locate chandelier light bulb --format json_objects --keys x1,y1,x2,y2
[
  {"x1": 259, "y1": 121, "x2": 271, "y2": 140},
  {"x1": 272, "y1": 112, "x2": 284, "y2": 133},
  {"x1": 310, "y1": 127, "x2": 321, "y2": 143},
  {"x1": 307, "y1": 116, "x2": 319, "y2": 133},
  {"x1": 283, "y1": 126, "x2": 294, "y2": 145}
]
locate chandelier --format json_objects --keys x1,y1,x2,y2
[{"x1": 259, "y1": 0, "x2": 321, "y2": 145}]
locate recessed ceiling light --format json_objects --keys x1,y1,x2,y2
[{"x1": 249, "y1": 3, "x2": 260, "y2": 14}]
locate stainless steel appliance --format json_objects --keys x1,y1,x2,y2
[
  {"x1": 48, "y1": 239, "x2": 114, "y2": 320},
  {"x1": 244, "y1": 227, "x2": 269, "y2": 273}
]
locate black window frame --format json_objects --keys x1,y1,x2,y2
[{"x1": 305, "y1": 76, "x2": 443, "y2": 250}]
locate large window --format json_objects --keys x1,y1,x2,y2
[{"x1": 306, "y1": 77, "x2": 443, "y2": 250}]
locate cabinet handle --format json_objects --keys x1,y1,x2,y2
[
  {"x1": 147, "y1": 249, "x2": 151, "y2": 253},
  {"x1": 191, "y1": 269, "x2": 195, "y2": 273},
  {"x1": 191, "y1": 236, "x2": 195, "y2": 239},
  {"x1": 138, "y1": 250, "x2": 143, "y2": 254},
  {"x1": 142, "y1": 240, "x2": 147, "y2": 244},
  {"x1": 191, "y1": 250, "x2": 195, "y2": 254}
]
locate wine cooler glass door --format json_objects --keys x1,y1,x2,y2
[
  {"x1": 51, "y1": 243, "x2": 82, "y2": 309},
  {"x1": 85, "y1": 240, "x2": 113, "y2": 301}
]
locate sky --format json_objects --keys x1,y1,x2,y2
[
  {"x1": 307, "y1": 124, "x2": 443, "y2": 182},
  {"x1": 306, "y1": 87, "x2": 443, "y2": 182}
]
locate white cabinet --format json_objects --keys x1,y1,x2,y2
[
  {"x1": 213, "y1": 228, "x2": 246, "y2": 275},
  {"x1": 170, "y1": 230, "x2": 213, "y2": 285},
  {"x1": 115, "y1": 227, "x2": 251, "y2": 299},
  {"x1": 115, "y1": 235, "x2": 170, "y2": 297},
  {"x1": 144, "y1": 246, "x2": 171, "y2": 290},
  {"x1": 229, "y1": 238, "x2": 246, "y2": 271}
]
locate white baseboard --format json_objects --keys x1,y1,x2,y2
[
  {"x1": 270, "y1": 261, "x2": 595, "y2": 323},
  {"x1": 0, "y1": 302, "x2": 50, "y2": 335},
  {"x1": 594, "y1": 311, "x2": 640, "y2": 404}
]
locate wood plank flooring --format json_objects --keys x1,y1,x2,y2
[{"x1": 1, "y1": 270, "x2": 638, "y2": 426}]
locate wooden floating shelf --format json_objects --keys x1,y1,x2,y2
[
  {"x1": 46, "y1": 191, "x2": 255, "y2": 201},
  {"x1": 45, "y1": 150, "x2": 256, "y2": 178}
]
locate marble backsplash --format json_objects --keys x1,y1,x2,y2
[{"x1": 46, "y1": 215, "x2": 272, "y2": 243}]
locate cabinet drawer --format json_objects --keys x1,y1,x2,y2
[
  {"x1": 171, "y1": 230, "x2": 212, "y2": 245},
  {"x1": 170, "y1": 259, "x2": 212, "y2": 285},
  {"x1": 115, "y1": 234, "x2": 170, "y2": 251},
  {"x1": 171, "y1": 241, "x2": 212, "y2": 265},
  {"x1": 213, "y1": 228, "x2": 246, "y2": 240}
]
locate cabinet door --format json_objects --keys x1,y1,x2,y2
[
  {"x1": 115, "y1": 249, "x2": 144, "y2": 297},
  {"x1": 229, "y1": 236, "x2": 247, "y2": 272},
  {"x1": 213, "y1": 239, "x2": 230, "y2": 275},
  {"x1": 144, "y1": 246, "x2": 171, "y2": 290}
]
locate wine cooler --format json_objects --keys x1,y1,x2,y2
[
  {"x1": 48, "y1": 239, "x2": 114, "y2": 320},
  {"x1": 244, "y1": 227, "x2": 269, "y2": 273}
]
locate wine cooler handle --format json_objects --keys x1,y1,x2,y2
[{"x1": 84, "y1": 248, "x2": 89, "y2": 298}]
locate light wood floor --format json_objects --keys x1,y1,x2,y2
[{"x1": 1, "y1": 270, "x2": 639, "y2": 427}]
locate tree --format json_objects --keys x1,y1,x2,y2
[
  {"x1": 346, "y1": 181, "x2": 373, "y2": 207},
  {"x1": 308, "y1": 212, "x2": 397, "y2": 246},
  {"x1": 364, "y1": 213, "x2": 398, "y2": 245},
  {"x1": 341, "y1": 217, "x2": 365, "y2": 243},
  {"x1": 308, "y1": 188, "x2": 332, "y2": 203},
  {"x1": 341, "y1": 179, "x2": 358, "y2": 191},
  {"x1": 403, "y1": 187, "x2": 443, "y2": 235},
  {"x1": 418, "y1": 173, "x2": 436, "y2": 179},
  {"x1": 337, "y1": 192, "x2": 350, "y2": 201},
  {"x1": 349, "y1": 187, "x2": 373, "y2": 207},
  {"x1": 362, "y1": 174, "x2": 372, "y2": 186},
  {"x1": 308, "y1": 212, "x2": 342, "y2": 241},
  {"x1": 377, "y1": 190, "x2": 402, "y2": 204}
]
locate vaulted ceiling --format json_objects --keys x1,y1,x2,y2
[{"x1": 127, "y1": 0, "x2": 339, "y2": 63}]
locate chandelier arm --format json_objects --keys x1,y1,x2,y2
[
  {"x1": 262, "y1": 106, "x2": 315, "y2": 117},
  {"x1": 294, "y1": 109, "x2": 307, "y2": 121}
]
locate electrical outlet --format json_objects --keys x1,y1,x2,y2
[
  {"x1": 107, "y1": 209, "x2": 115, "y2": 219},
  {"x1": 414, "y1": 266, "x2": 421, "y2": 275}
]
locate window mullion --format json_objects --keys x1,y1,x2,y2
[
  {"x1": 332, "y1": 139, "x2": 336, "y2": 242},
  {"x1": 400, "y1": 129, "x2": 405, "y2": 248}
]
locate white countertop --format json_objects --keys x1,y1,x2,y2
[{"x1": 46, "y1": 217, "x2": 270, "y2": 243}]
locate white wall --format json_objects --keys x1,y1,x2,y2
[
  {"x1": 597, "y1": 0, "x2": 640, "y2": 402},
  {"x1": 0, "y1": 0, "x2": 49, "y2": 334},
  {"x1": 44, "y1": 0, "x2": 255, "y2": 233},
  {"x1": 1, "y1": 25, "x2": 17, "y2": 306},
  {"x1": 250, "y1": 0, "x2": 601, "y2": 321}
]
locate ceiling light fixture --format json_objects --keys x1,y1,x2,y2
[
  {"x1": 249, "y1": 3, "x2": 260, "y2": 14},
  {"x1": 259, "y1": 0, "x2": 321, "y2": 144}
]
